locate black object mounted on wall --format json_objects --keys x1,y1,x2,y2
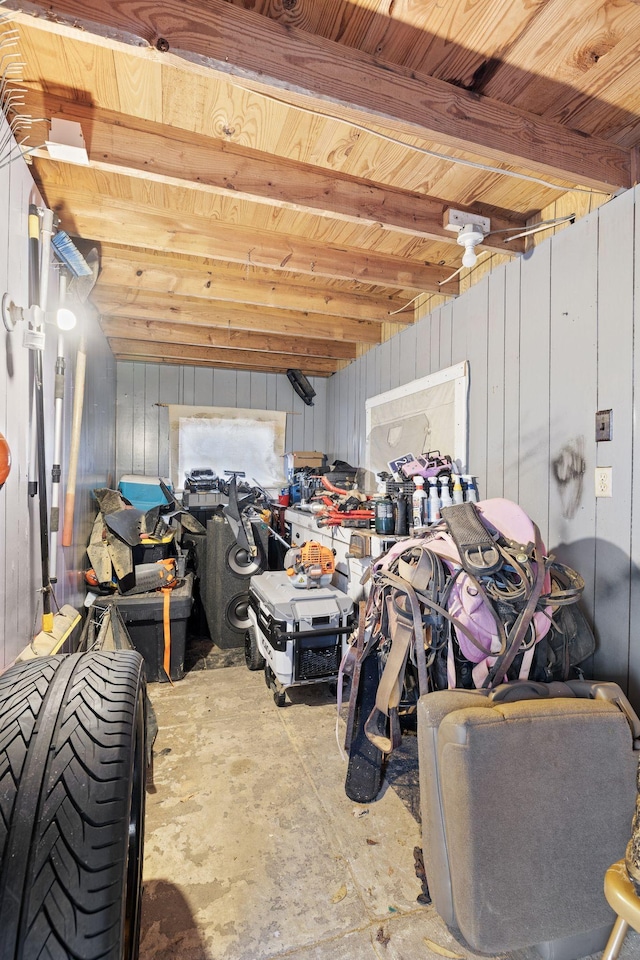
[{"x1": 287, "y1": 368, "x2": 316, "y2": 406}]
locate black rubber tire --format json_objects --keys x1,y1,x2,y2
[
  {"x1": 273, "y1": 688, "x2": 287, "y2": 708},
  {"x1": 344, "y1": 649, "x2": 385, "y2": 803},
  {"x1": 0, "y1": 650, "x2": 147, "y2": 960},
  {"x1": 244, "y1": 626, "x2": 266, "y2": 671}
]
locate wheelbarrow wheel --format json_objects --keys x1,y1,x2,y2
[{"x1": 0, "y1": 650, "x2": 147, "y2": 960}]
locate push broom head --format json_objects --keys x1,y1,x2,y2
[
  {"x1": 52, "y1": 231, "x2": 99, "y2": 303},
  {"x1": 51, "y1": 230, "x2": 93, "y2": 278}
]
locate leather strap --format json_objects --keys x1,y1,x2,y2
[
  {"x1": 483, "y1": 522, "x2": 549, "y2": 688},
  {"x1": 343, "y1": 601, "x2": 367, "y2": 751},
  {"x1": 162, "y1": 587, "x2": 174, "y2": 685}
]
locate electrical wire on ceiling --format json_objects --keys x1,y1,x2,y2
[
  {"x1": 387, "y1": 214, "x2": 579, "y2": 310},
  {"x1": 242, "y1": 85, "x2": 601, "y2": 196},
  {"x1": 438, "y1": 250, "x2": 492, "y2": 288},
  {"x1": 388, "y1": 292, "x2": 424, "y2": 316}
]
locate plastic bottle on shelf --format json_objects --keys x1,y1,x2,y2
[
  {"x1": 412, "y1": 477, "x2": 427, "y2": 530},
  {"x1": 427, "y1": 477, "x2": 441, "y2": 523},
  {"x1": 439, "y1": 474, "x2": 453, "y2": 509},
  {"x1": 463, "y1": 476, "x2": 478, "y2": 502},
  {"x1": 452, "y1": 475, "x2": 464, "y2": 505}
]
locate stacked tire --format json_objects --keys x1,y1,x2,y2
[{"x1": 0, "y1": 650, "x2": 147, "y2": 960}]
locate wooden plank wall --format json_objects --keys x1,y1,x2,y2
[
  {"x1": 115, "y1": 365, "x2": 328, "y2": 482},
  {"x1": 326, "y1": 186, "x2": 640, "y2": 703},
  {"x1": 0, "y1": 127, "x2": 116, "y2": 670}
]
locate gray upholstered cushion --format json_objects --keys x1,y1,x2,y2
[{"x1": 418, "y1": 691, "x2": 638, "y2": 953}]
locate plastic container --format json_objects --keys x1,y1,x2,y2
[
  {"x1": 118, "y1": 474, "x2": 173, "y2": 511},
  {"x1": 94, "y1": 574, "x2": 193, "y2": 682}
]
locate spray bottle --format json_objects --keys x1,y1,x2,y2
[
  {"x1": 463, "y1": 476, "x2": 478, "y2": 502},
  {"x1": 439, "y1": 474, "x2": 453, "y2": 509},
  {"x1": 427, "y1": 477, "x2": 441, "y2": 523}
]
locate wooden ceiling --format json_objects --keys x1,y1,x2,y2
[{"x1": 4, "y1": 0, "x2": 640, "y2": 376}]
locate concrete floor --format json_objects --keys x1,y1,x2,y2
[{"x1": 139, "y1": 661, "x2": 640, "y2": 960}]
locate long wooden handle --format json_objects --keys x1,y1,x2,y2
[{"x1": 61, "y1": 341, "x2": 86, "y2": 547}]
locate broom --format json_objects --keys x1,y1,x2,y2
[{"x1": 54, "y1": 234, "x2": 99, "y2": 548}]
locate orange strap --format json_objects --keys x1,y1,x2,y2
[{"x1": 162, "y1": 587, "x2": 173, "y2": 685}]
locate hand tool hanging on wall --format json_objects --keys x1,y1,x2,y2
[
  {"x1": 49, "y1": 271, "x2": 67, "y2": 582},
  {"x1": 27, "y1": 202, "x2": 53, "y2": 632},
  {"x1": 56, "y1": 238, "x2": 98, "y2": 548},
  {"x1": 35, "y1": 208, "x2": 67, "y2": 584}
]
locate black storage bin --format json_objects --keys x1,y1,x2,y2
[
  {"x1": 131, "y1": 536, "x2": 176, "y2": 566},
  {"x1": 94, "y1": 574, "x2": 193, "y2": 682}
]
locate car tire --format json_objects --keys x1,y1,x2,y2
[{"x1": 0, "y1": 650, "x2": 147, "y2": 960}]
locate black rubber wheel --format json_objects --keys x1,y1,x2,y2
[
  {"x1": 273, "y1": 688, "x2": 287, "y2": 708},
  {"x1": 344, "y1": 649, "x2": 385, "y2": 803},
  {"x1": 0, "y1": 650, "x2": 147, "y2": 960},
  {"x1": 244, "y1": 626, "x2": 266, "y2": 671}
]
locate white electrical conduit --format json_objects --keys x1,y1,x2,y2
[
  {"x1": 49, "y1": 272, "x2": 66, "y2": 583},
  {"x1": 28, "y1": 207, "x2": 54, "y2": 498}
]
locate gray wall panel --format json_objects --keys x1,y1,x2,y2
[
  {"x1": 116, "y1": 365, "x2": 328, "y2": 483},
  {"x1": 439, "y1": 303, "x2": 453, "y2": 369},
  {"x1": 0, "y1": 130, "x2": 116, "y2": 669},
  {"x1": 594, "y1": 190, "x2": 635, "y2": 688},
  {"x1": 486, "y1": 265, "x2": 506, "y2": 500},
  {"x1": 547, "y1": 213, "x2": 598, "y2": 627},
  {"x1": 630, "y1": 192, "x2": 640, "y2": 705},
  {"x1": 519, "y1": 241, "x2": 552, "y2": 543},
  {"x1": 325, "y1": 186, "x2": 640, "y2": 702},
  {"x1": 462, "y1": 280, "x2": 489, "y2": 490},
  {"x1": 503, "y1": 259, "x2": 522, "y2": 504}
]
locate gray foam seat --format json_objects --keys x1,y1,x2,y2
[{"x1": 417, "y1": 681, "x2": 640, "y2": 959}]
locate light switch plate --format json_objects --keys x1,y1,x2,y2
[{"x1": 596, "y1": 409, "x2": 612, "y2": 442}]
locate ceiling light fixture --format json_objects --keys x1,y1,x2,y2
[{"x1": 456, "y1": 223, "x2": 487, "y2": 269}]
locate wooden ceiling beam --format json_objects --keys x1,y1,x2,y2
[
  {"x1": 43, "y1": 185, "x2": 455, "y2": 293},
  {"x1": 100, "y1": 316, "x2": 357, "y2": 360},
  {"x1": 32, "y1": 97, "x2": 526, "y2": 255},
  {"x1": 9, "y1": 0, "x2": 631, "y2": 190},
  {"x1": 96, "y1": 247, "x2": 411, "y2": 323},
  {"x1": 93, "y1": 289, "x2": 382, "y2": 345},
  {"x1": 108, "y1": 338, "x2": 339, "y2": 374},
  {"x1": 113, "y1": 353, "x2": 336, "y2": 376}
]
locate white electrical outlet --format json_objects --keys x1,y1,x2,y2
[{"x1": 595, "y1": 467, "x2": 613, "y2": 498}]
